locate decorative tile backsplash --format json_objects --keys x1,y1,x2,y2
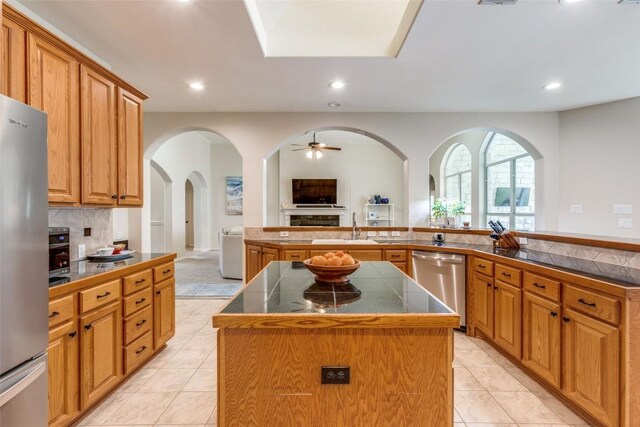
[
  {"x1": 245, "y1": 227, "x2": 640, "y2": 271},
  {"x1": 48, "y1": 208, "x2": 113, "y2": 260}
]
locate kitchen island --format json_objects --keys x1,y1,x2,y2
[{"x1": 212, "y1": 261, "x2": 459, "y2": 426}]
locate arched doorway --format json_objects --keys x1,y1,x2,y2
[
  {"x1": 150, "y1": 160, "x2": 172, "y2": 253},
  {"x1": 265, "y1": 128, "x2": 408, "y2": 227},
  {"x1": 138, "y1": 129, "x2": 242, "y2": 257},
  {"x1": 185, "y1": 179, "x2": 194, "y2": 249}
]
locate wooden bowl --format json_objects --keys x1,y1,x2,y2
[{"x1": 302, "y1": 259, "x2": 362, "y2": 285}]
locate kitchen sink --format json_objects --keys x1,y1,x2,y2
[{"x1": 311, "y1": 239, "x2": 379, "y2": 245}]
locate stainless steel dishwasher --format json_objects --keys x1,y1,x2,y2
[{"x1": 412, "y1": 251, "x2": 466, "y2": 329}]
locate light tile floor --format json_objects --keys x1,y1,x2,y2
[{"x1": 74, "y1": 299, "x2": 591, "y2": 427}]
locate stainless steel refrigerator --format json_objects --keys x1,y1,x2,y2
[{"x1": 0, "y1": 95, "x2": 49, "y2": 426}]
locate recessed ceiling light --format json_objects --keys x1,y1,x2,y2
[
  {"x1": 328, "y1": 102, "x2": 341, "y2": 108},
  {"x1": 561, "y1": 0, "x2": 583, "y2": 3},
  {"x1": 189, "y1": 82, "x2": 205, "y2": 91},
  {"x1": 329, "y1": 81, "x2": 345, "y2": 89},
  {"x1": 544, "y1": 82, "x2": 562, "y2": 90},
  {"x1": 177, "y1": 0, "x2": 192, "y2": 3}
]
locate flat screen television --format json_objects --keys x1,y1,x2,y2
[
  {"x1": 494, "y1": 187, "x2": 531, "y2": 207},
  {"x1": 292, "y1": 179, "x2": 337, "y2": 204}
]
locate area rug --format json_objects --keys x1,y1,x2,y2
[{"x1": 176, "y1": 283, "x2": 243, "y2": 299}]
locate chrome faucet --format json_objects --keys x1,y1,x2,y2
[{"x1": 352, "y1": 212, "x2": 360, "y2": 240}]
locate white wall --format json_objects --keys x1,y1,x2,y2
[
  {"x1": 272, "y1": 131, "x2": 405, "y2": 225},
  {"x1": 151, "y1": 132, "x2": 213, "y2": 256},
  {"x1": 558, "y1": 97, "x2": 640, "y2": 238},
  {"x1": 140, "y1": 112, "x2": 560, "y2": 242},
  {"x1": 210, "y1": 143, "x2": 243, "y2": 245}
]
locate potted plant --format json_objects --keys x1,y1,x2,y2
[
  {"x1": 448, "y1": 200, "x2": 466, "y2": 228},
  {"x1": 431, "y1": 199, "x2": 448, "y2": 226}
]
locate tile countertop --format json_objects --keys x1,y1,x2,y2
[
  {"x1": 214, "y1": 261, "x2": 459, "y2": 329},
  {"x1": 247, "y1": 239, "x2": 640, "y2": 288},
  {"x1": 49, "y1": 253, "x2": 175, "y2": 288}
]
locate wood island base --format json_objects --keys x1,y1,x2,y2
[{"x1": 216, "y1": 327, "x2": 454, "y2": 427}]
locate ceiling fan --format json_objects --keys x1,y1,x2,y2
[{"x1": 292, "y1": 131, "x2": 341, "y2": 159}]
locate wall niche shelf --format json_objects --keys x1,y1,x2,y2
[{"x1": 365, "y1": 204, "x2": 394, "y2": 226}]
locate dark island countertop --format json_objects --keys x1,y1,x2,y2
[
  {"x1": 49, "y1": 253, "x2": 176, "y2": 297},
  {"x1": 213, "y1": 261, "x2": 459, "y2": 329},
  {"x1": 246, "y1": 239, "x2": 640, "y2": 290}
]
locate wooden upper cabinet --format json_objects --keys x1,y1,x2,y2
[
  {"x1": 117, "y1": 87, "x2": 144, "y2": 206},
  {"x1": 563, "y1": 308, "x2": 619, "y2": 427},
  {"x1": 2, "y1": 17, "x2": 27, "y2": 102},
  {"x1": 28, "y1": 34, "x2": 80, "y2": 204},
  {"x1": 81, "y1": 66, "x2": 118, "y2": 205}
]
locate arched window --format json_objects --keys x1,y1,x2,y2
[
  {"x1": 443, "y1": 144, "x2": 472, "y2": 220},
  {"x1": 484, "y1": 133, "x2": 535, "y2": 230}
]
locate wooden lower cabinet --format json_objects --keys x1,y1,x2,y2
[
  {"x1": 47, "y1": 321, "x2": 79, "y2": 426},
  {"x1": 522, "y1": 291, "x2": 561, "y2": 387},
  {"x1": 473, "y1": 273, "x2": 494, "y2": 338},
  {"x1": 563, "y1": 308, "x2": 619, "y2": 427},
  {"x1": 154, "y1": 278, "x2": 175, "y2": 349},
  {"x1": 80, "y1": 301, "x2": 122, "y2": 408},
  {"x1": 493, "y1": 280, "x2": 522, "y2": 359},
  {"x1": 246, "y1": 245, "x2": 279, "y2": 281}
]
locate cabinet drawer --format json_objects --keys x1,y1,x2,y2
[
  {"x1": 123, "y1": 287, "x2": 152, "y2": 317},
  {"x1": 284, "y1": 250, "x2": 307, "y2": 261},
  {"x1": 523, "y1": 272, "x2": 561, "y2": 302},
  {"x1": 123, "y1": 331, "x2": 153, "y2": 374},
  {"x1": 495, "y1": 264, "x2": 521, "y2": 287},
  {"x1": 123, "y1": 269, "x2": 152, "y2": 296},
  {"x1": 391, "y1": 262, "x2": 407, "y2": 274},
  {"x1": 153, "y1": 262, "x2": 174, "y2": 283},
  {"x1": 80, "y1": 280, "x2": 120, "y2": 314},
  {"x1": 49, "y1": 294, "x2": 74, "y2": 328},
  {"x1": 473, "y1": 258, "x2": 494, "y2": 276},
  {"x1": 348, "y1": 250, "x2": 382, "y2": 261},
  {"x1": 124, "y1": 306, "x2": 152, "y2": 345},
  {"x1": 564, "y1": 284, "x2": 620, "y2": 325},
  {"x1": 385, "y1": 250, "x2": 407, "y2": 262}
]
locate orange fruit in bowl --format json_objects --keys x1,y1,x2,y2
[
  {"x1": 327, "y1": 256, "x2": 343, "y2": 266},
  {"x1": 324, "y1": 252, "x2": 336, "y2": 259},
  {"x1": 335, "y1": 250, "x2": 345, "y2": 257},
  {"x1": 341, "y1": 255, "x2": 355, "y2": 266},
  {"x1": 311, "y1": 255, "x2": 328, "y2": 266}
]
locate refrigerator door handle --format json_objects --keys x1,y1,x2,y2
[{"x1": 0, "y1": 360, "x2": 47, "y2": 408}]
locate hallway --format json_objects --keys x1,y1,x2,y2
[{"x1": 175, "y1": 250, "x2": 242, "y2": 298}]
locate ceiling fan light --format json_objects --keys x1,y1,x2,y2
[
  {"x1": 319, "y1": 143, "x2": 327, "y2": 147},
  {"x1": 306, "y1": 150, "x2": 313, "y2": 159},
  {"x1": 315, "y1": 150, "x2": 323, "y2": 159}
]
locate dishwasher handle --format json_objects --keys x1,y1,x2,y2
[{"x1": 412, "y1": 252, "x2": 465, "y2": 264}]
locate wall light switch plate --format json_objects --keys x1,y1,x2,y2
[
  {"x1": 391, "y1": 231, "x2": 401, "y2": 237},
  {"x1": 570, "y1": 204, "x2": 583, "y2": 214},
  {"x1": 78, "y1": 244, "x2": 86, "y2": 260},
  {"x1": 378, "y1": 231, "x2": 389, "y2": 237},
  {"x1": 279, "y1": 231, "x2": 289, "y2": 237},
  {"x1": 367, "y1": 231, "x2": 377, "y2": 237},
  {"x1": 78, "y1": 261, "x2": 86, "y2": 274},
  {"x1": 613, "y1": 205, "x2": 633, "y2": 215},
  {"x1": 618, "y1": 218, "x2": 633, "y2": 229}
]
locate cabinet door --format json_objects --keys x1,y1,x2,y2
[
  {"x1": 80, "y1": 301, "x2": 121, "y2": 408},
  {"x1": 1, "y1": 17, "x2": 26, "y2": 102},
  {"x1": 154, "y1": 278, "x2": 175, "y2": 349},
  {"x1": 494, "y1": 280, "x2": 522, "y2": 359},
  {"x1": 473, "y1": 273, "x2": 494, "y2": 339},
  {"x1": 28, "y1": 34, "x2": 80, "y2": 204},
  {"x1": 117, "y1": 87, "x2": 144, "y2": 206},
  {"x1": 246, "y1": 245, "x2": 262, "y2": 281},
  {"x1": 47, "y1": 321, "x2": 79, "y2": 426},
  {"x1": 522, "y1": 291, "x2": 561, "y2": 387},
  {"x1": 261, "y1": 247, "x2": 279, "y2": 268},
  {"x1": 81, "y1": 65, "x2": 118, "y2": 205},
  {"x1": 563, "y1": 308, "x2": 619, "y2": 427}
]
